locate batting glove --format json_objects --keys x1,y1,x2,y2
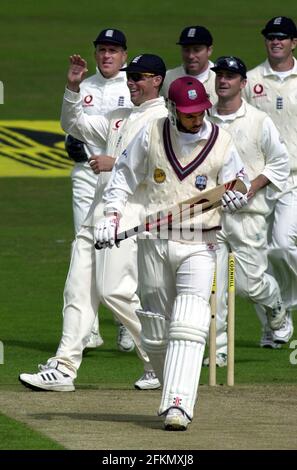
[
  {"x1": 94, "y1": 214, "x2": 119, "y2": 250},
  {"x1": 221, "y1": 190, "x2": 248, "y2": 213}
]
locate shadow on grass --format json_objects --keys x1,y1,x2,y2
[
  {"x1": 3, "y1": 339, "x2": 57, "y2": 354},
  {"x1": 3, "y1": 339, "x2": 130, "y2": 357},
  {"x1": 30, "y1": 412, "x2": 163, "y2": 430}
]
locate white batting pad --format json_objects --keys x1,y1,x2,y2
[
  {"x1": 159, "y1": 294, "x2": 210, "y2": 419},
  {"x1": 136, "y1": 309, "x2": 169, "y2": 384}
]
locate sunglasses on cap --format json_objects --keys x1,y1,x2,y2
[
  {"x1": 126, "y1": 72, "x2": 156, "y2": 82},
  {"x1": 265, "y1": 34, "x2": 291, "y2": 41}
]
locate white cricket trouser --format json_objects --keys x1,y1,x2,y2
[
  {"x1": 52, "y1": 226, "x2": 151, "y2": 376},
  {"x1": 215, "y1": 212, "x2": 282, "y2": 354},
  {"x1": 71, "y1": 164, "x2": 98, "y2": 235},
  {"x1": 138, "y1": 238, "x2": 216, "y2": 418},
  {"x1": 269, "y1": 184, "x2": 297, "y2": 311},
  {"x1": 138, "y1": 239, "x2": 216, "y2": 315}
]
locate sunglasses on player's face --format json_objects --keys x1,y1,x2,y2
[
  {"x1": 266, "y1": 34, "x2": 291, "y2": 41},
  {"x1": 126, "y1": 72, "x2": 156, "y2": 82}
]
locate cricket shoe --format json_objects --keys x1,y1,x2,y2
[
  {"x1": 85, "y1": 331, "x2": 104, "y2": 349},
  {"x1": 117, "y1": 324, "x2": 135, "y2": 352},
  {"x1": 203, "y1": 352, "x2": 227, "y2": 367},
  {"x1": 134, "y1": 371, "x2": 161, "y2": 390},
  {"x1": 164, "y1": 407, "x2": 190, "y2": 431},
  {"x1": 19, "y1": 360, "x2": 75, "y2": 392},
  {"x1": 266, "y1": 301, "x2": 286, "y2": 330},
  {"x1": 272, "y1": 311, "x2": 294, "y2": 344},
  {"x1": 260, "y1": 329, "x2": 281, "y2": 349}
]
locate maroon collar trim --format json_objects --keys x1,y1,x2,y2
[{"x1": 163, "y1": 118, "x2": 219, "y2": 181}]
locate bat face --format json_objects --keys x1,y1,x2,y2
[{"x1": 113, "y1": 178, "x2": 247, "y2": 244}]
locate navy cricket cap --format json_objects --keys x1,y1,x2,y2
[
  {"x1": 177, "y1": 26, "x2": 213, "y2": 47},
  {"x1": 121, "y1": 54, "x2": 166, "y2": 77},
  {"x1": 261, "y1": 16, "x2": 297, "y2": 38},
  {"x1": 211, "y1": 56, "x2": 247, "y2": 79},
  {"x1": 93, "y1": 28, "x2": 127, "y2": 49}
]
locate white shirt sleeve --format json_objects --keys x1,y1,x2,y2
[
  {"x1": 61, "y1": 87, "x2": 109, "y2": 148},
  {"x1": 260, "y1": 116, "x2": 290, "y2": 192},
  {"x1": 218, "y1": 143, "x2": 250, "y2": 191},
  {"x1": 102, "y1": 126, "x2": 150, "y2": 216}
]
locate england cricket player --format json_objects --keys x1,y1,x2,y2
[
  {"x1": 161, "y1": 25, "x2": 216, "y2": 104},
  {"x1": 204, "y1": 56, "x2": 289, "y2": 366},
  {"x1": 19, "y1": 54, "x2": 167, "y2": 392},
  {"x1": 95, "y1": 77, "x2": 250, "y2": 431},
  {"x1": 243, "y1": 16, "x2": 297, "y2": 344},
  {"x1": 65, "y1": 28, "x2": 134, "y2": 352}
]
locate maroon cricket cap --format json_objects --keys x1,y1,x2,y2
[{"x1": 168, "y1": 76, "x2": 212, "y2": 113}]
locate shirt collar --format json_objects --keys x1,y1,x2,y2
[
  {"x1": 95, "y1": 67, "x2": 127, "y2": 83},
  {"x1": 262, "y1": 57, "x2": 297, "y2": 77},
  {"x1": 182, "y1": 60, "x2": 214, "y2": 82},
  {"x1": 210, "y1": 99, "x2": 246, "y2": 121}
]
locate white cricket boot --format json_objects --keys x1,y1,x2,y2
[
  {"x1": 19, "y1": 360, "x2": 75, "y2": 392},
  {"x1": 164, "y1": 407, "x2": 190, "y2": 431},
  {"x1": 260, "y1": 328, "x2": 282, "y2": 349},
  {"x1": 85, "y1": 331, "x2": 104, "y2": 349},
  {"x1": 134, "y1": 371, "x2": 161, "y2": 390},
  {"x1": 85, "y1": 314, "x2": 104, "y2": 349},
  {"x1": 117, "y1": 324, "x2": 135, "y2": 352},
  {"x1": 203, "y1": 352, "x2": 228, "y2": 367},
  {"x1": 272, "y1": 311, "x2": 294, "y2": 344}
]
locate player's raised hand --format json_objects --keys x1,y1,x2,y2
[{"x1": 67, "y1": 54, "x2": 88, "y2": 92}]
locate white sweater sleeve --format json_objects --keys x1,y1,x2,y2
[
  {"x1": 218, "y1": 143, "x2": 250, "y2": 191},
  {"x1": 61, "y1": 87, "x2": 109, "y2": 147},
  {"x1": 260, "y1": 116, "x2": 290, "y2": 192},
  {"x1": 102, "y1": 126, "x2": 150, "y2": 216}
]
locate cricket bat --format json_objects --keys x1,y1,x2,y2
[{"x1": 115, "y1": 178, "x2": 247, "y2": 242}]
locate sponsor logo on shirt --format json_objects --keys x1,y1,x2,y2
[
  {"x1": 83, "y1": 95, "x2": 93, "y2": 106},
  {"x1": 251, "y1": 83, "x2": 267, "y2": 98}
]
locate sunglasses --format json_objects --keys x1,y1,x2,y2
[
  {"x1": 126, "y1": 72, "x2": 156, "y2": 82},
  {"x1": 266, "y1": 34, "x2": 291, "y2": 41}
]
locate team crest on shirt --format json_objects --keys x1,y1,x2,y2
[
  {"x1": 195, "y1": 175, "x2": 208, "y2": 190},
  {"x1": 154, "y1": 168, "x2": 166, "y2": 183}
]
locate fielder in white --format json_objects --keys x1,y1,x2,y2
[
  {"x1": 19, "y1": 54, "x2": 168, "y2": 392},
  {"x1": 95, "y1": 77, "x2": 250, "y2": 431},
  {"x1": 65, "y1": 28, "x2": 134, "y2": 351},
  {"x1": 243, "y1": 16, "x2": 297, "y2": 343},
  {"x1": 161, "y1": 25, "x2": 216, "y2": 104},
  {"x1": 205, "y1": 56, "x2": 289, "y2": 366}
]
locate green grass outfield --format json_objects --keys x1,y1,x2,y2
[
  {"x1": 1, "y1": 0, "x2": 297, "y2": 119},
  {"x1": 1, "y1": 0, "x2": 296, "y2": 451}
]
